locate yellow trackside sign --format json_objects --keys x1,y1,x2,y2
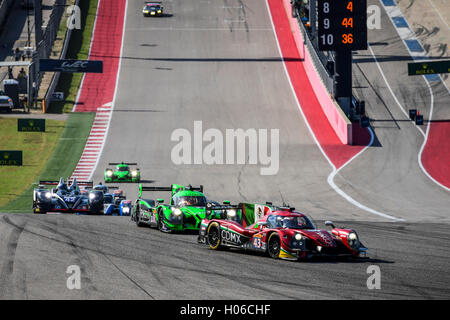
[
  {"x1": 408, "y1": 60, "x2": 450, "y2": 76},
  {"x1": 0, "y1": 151, "x2": 23, "y2": 166},
  {"x1": 18, "y1": 119, "x2": 45, "y2": 132}
]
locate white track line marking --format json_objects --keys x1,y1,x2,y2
[
  {"x1": 367, "y1": 45, "x2": 426, "y2": 137},
  {"x1": 264, "y1": 0, "x2": 403, "y2": 221},
  {"x1": 377, "y1": 0, "x2": 449, "y2": 192},
  {"x1": 72, "y1": 0, "x2": 102, "y2": 113},
  {"x1": 71, "y1": 0, "x2": 103, "y2": 179},
  {"x1": 417, "y1": 80, "x2": 450, "y2": 191},
  {"x1": 426, "y1": 0, "x2": 450, "y2": 30}
]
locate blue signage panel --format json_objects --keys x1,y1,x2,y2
[{"x1": 39, "y1": 59, "x2": 103, "y2": 73}]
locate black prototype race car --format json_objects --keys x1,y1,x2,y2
[{"x1": 33, "y1": 178, "x2": 104, "y2": 214}]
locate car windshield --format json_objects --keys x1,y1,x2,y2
[
  {"x1": 94, "y1": 185, "x2": 107, "y2": 192},
  {"x1": 104, "y1": 195, "x2": 113, "y2": 204},
  {"x1": 146, "y1": 5, "x2": 159, "y2": 9},
  {"x1": 267, "y1": 215, "x2": 314, "y2": 229},
  {"x1": 117, "y1": 166, "x2": 129, "y2": 172},
  {"x1": 173, "y1": 195, "x2": 207, "y2": 207}
]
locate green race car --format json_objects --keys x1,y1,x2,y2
[
  {"x1": 131, "y1": 184, "x2": 225, "y2": 232},
  {"x1": 104, "y1": 162, "x2": 140, "y2": 183}
]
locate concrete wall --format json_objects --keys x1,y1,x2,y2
[
  {"x1": 281, "y1": 0, "x2": 353, "y2": 145},
  {"x1": 0, "y1": 0, "x2": 15, "y2": 34}
]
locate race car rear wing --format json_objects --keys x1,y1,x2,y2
[
  {"x1": 38, "y1": 180, "x2": 93, "y2": 187},
  {"x1": 108, "y1": 162, "x2": 138, "y2": 166},
  {"x1": 84, "y1": 185, "x2": 120, "y2": 191},
  {"x1": 138, "y1": 184, "x2": 203, "y2": 199},
  {"x1": 205, "y1": 202, "x2": 275, "y2": 227},
  {"x1": 205, "y1": 203, "x2": 242, "y2": 220}
]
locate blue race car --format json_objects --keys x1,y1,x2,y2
[{"x1": 104, "y1": 189, "x2": 132, "y2": 216}]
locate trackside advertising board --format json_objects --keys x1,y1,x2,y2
[
  {"x1": 0, "y1": 150, "x2": 23, "y2": 166},
  {"x1": 18, "y1": 119, "x2": 45, "y2": 132},
  {"x1": 408, "y1": 60, "x2": 450, "y2": 76},
  {"x1": 39, "y1": 59, "x2": 103, "y2": 73}
]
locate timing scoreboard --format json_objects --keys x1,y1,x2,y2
[{"x1": 318, "y1": 0, "x2": 367, "y2": 51}]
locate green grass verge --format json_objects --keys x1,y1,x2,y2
[
  {"x1": 48, "y1": 0, "x2": 99, "y2": 113},
  {"x1": 0, "y1": 117, "x2": 65, "y2": 207},
  {"x1": 0, "y1": 112, "x2": 95, "y2": 213}
]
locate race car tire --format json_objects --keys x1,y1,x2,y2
[
  {"x1": 267, "y1": 233, "x2": 281, "y2": 259},
  {"x1": 136, "y1": 208, "x2": 145, "y2": 227},
  {"x1": 157, "y1": 209, "x2": 171, "y2": 233},
  {"x1": 207, "y1": 222, "x2": 221, "y2": 250}
]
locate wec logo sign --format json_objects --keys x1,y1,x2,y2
[
  {"x1": 39, "y1": 59, "x2": 103, "y2": 73},
  {"x1": 61, "y1": 61, "x2": 88, "y2": 70}
]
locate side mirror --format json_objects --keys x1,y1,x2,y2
[
  {"x1": 325, "y1": 220, "x2": 335, "y2": 228},
  {"x1": 258, "y1": 221, "x2": 268, "y2": 230},
  {"x1": 157, "y1": 198, "x2": 164, "y2": 204},
  {"x1": 223, "y1": 200, "x2": 230, "y2": 205}
]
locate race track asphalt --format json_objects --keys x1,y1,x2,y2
[{"x1": 1, "y1": 213, "x2": 449, "y2": 299}]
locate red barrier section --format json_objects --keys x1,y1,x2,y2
[
  {"x1": 74, "y1": 0, "x2": 126, "y2": 112},
  {"x1": 422, "y1": 123, "x2": 450, "y2": 188},
  {"x1": 280, "y1": 0, "x2": 352, "y2": 145},
  {"x1": 268, "y1": 0, "x2": 370, "y2": 169},
  {"x1": 70, "y1": 0, "x2": 126, "y2": 180}
]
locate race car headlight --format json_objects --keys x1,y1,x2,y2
[
  {"x1": 294, "y1": 233, "x2": 303, "y2": 241},
  {"x1": 157, "y1": 10, "x2": 161, "y2": 13},
  {"x1": 106, "y1": 170, "x2": 113, "y2": 177},
  {"x1": 227, "y1": 209, "x2": 236, "y2": 218},
  {"x1": 45, "y1": 192, "x2": 52, "y2": 199},
  {"x1": 131, "y1": 170, "x2": 138, "y2": 177},
  {"x1": 122, "y1": 207, "x2": 130, "y2": 213},
  {"x1": 89, "y1": 193, "x2": 96, "y2": 200},
  {"x1": 347, "y1": 232, "x2": 360, "y2": 248},
  {"x1": 173, "y1": 208, "x2": 182, "y2": 216}
]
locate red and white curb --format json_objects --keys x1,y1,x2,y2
[
  {"x1": 68, "y1": 0, "x2": 129, "y2": 183},
  {"x1": 70, "y1": 105, "x2": 112, "y2": 181}
]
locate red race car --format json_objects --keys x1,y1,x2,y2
[{"x1": 198, "y1": 205, "x2": 368, "y2": 261}]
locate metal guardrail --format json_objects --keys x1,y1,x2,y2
[
  {"x1": 292, "y1": 3, "x2": 364, "y2": 121},
  {"x1": 294, "y1": 15, "x2": 335, "y2": 96},
  {"x1": 34, "y1": 0, "x2": 66, "y2": 98},
  {"x1": 43, "y1": 0, "x2": 79, "y2": 111}
]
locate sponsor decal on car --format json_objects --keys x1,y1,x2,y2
[{"x1": 221, "y1": 229, "x2": 241, "y2": 244}]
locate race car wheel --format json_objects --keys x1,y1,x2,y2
[
  {"x1": 157, "y1": 209, "x2": 171, "y2": 233},
  {"x1": 267, "y1": 233, "x2": 281, "y2": 259},
  {"x1": 136, "y1": 208, "x2": 145, "y2": 227},
  {"x1": 207, "y1": 222, "x2": 221, "y2": 250}
]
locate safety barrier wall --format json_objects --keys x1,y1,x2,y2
[
  {"x1": 281, "y1": 0, "x2": 353, "y2": 145},
  {"x1": 0, "y1": 0, "x2": 14, "y2": 33},
  {"x1": 44, "y1": 0, "x2": 77, "y2": 111}
]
